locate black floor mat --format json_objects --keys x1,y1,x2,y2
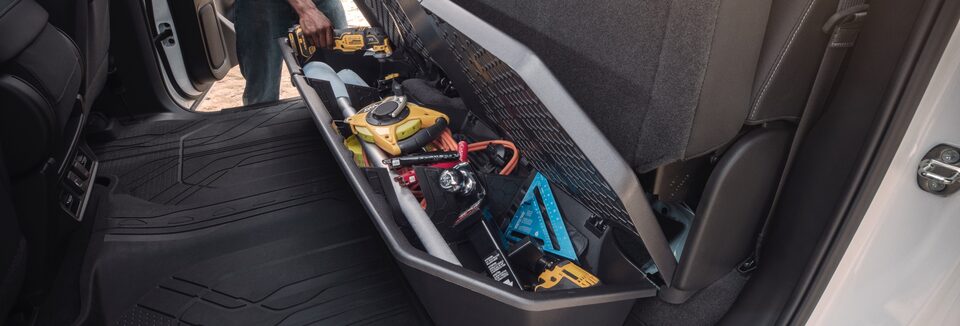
[{"x1": 82, "y1": 100, "x2": 430, "y2": 325}]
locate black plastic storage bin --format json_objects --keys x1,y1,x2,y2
[{"x1": 280, "y1": 43, "x2": 658, "y2": 325}]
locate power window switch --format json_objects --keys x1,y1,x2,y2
[
  {"x1": 67, "y1": 171, "x2": 85, "y2": 190},
  {"x1": 72, "y1": 154, "x2": 92, "y2": 176},
  {"x1": 61, "y1": 192, "x2": 78, "y2": 212},
  {"x1": 72, "y1": 160, "x2": 89, "y2": 176},
  {"x1": 75, "y1": 153, "x2": 93, "y2": 170},
  {"x1": 74, "y1": 153, "x2": 88, "y2": 165}
]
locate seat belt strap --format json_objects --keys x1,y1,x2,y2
[{"x1": 740, "y1": 0, "x2": 869, "y2": 273}]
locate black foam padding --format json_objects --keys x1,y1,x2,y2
[
  {"x1": 476, "y1": 173, "x2": 525, "y2": 225},
  {"x1": 416, "y1": 166, "x2": 477, "y2": 241},
  {"x1": 402, "y1": 78, "x2": 470, "y2": 132},
  {"x1": 86, "y1": 100, "x2": 429, "y2": 325}
]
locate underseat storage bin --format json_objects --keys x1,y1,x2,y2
[{"x1": 279, "y1": 1, "x2": 674, "y2": 324}]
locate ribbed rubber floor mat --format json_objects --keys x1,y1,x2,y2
[
  {"x1": 86, "y1": 100, "x2": 430, "y2": 325},
  {"x1": 93, "y1": 100, "x2": 332, "y2": 206}
]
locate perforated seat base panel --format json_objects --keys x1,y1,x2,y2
[{"x1": 85, "y1": 100, "x2": 430, "y2": 325}]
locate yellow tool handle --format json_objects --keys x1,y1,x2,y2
[
  {"x1": 333, "y1": 27, "x2": 392, "y2": 56},
  {"x1": 288, "y1": 26, "x2": 392, "y2": 59}
]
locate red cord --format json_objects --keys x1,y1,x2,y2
[{"x1": 434, "y1": 129, "x2": 519, "y2": 175}]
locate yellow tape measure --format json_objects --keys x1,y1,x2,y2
[{"x1": 345, "y1": 96, "x2": 449, "y2": 156}]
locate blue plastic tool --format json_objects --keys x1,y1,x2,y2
[{"x1": 504, "y1": 173, "x2": 578, "y2": 262}]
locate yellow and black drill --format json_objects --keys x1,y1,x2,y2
[
  {"x1": 507, "y1": 237, "x2": 601, "y2": 291},
  {"x1": 533, "y1": 255, "x2": 601, "y2": 291},
  {"x1": 288, "y1": 25, "x2": 392, "y2": 60}
]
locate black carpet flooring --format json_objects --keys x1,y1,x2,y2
[
  {"x1": 625, "y1": 270, "x2": 749, "y2": 326},
  {"x1": 83, "y1": 100, "x2": 430, "y2": 325}
]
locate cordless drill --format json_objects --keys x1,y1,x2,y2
[
  {"x1": 533, "y1": 255, "x2": 600, "y2": 291},
  {"x1": 288, "y1": 25, "x2": 392, "y2": 60},
  {"x1": 507, "y1": 237, "x2": 601, "y2": 291}
]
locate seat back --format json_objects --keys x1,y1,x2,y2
[
  {"x1": 0, "y1": 0, "x2": 84, "y2": 310},
  {"x1": 37, "y1": 0, "x2": 109, "y2": 107},
  {"x1": 1, "y1": 0, "x2": 83, "y2": 178},
  {"x1": 662, "y1": 0, "x2": 844, "y2": 302},
  {"x1": 451, "y1": 0, "x2": 843, "y2": 168},
  {"x1": 450, "y1": 0, "x2": 773, "y2": 173}
]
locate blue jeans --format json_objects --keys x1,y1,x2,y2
[{"x1": 235, "y1": 0, "x2": 347, "y2": 106}]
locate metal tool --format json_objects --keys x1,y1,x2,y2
[
  {"x1": 437, "y1": 162, "x2": 485, "y2": 227},
  {"x1": 439, "y1": 163, "x2": 479, "y2": 196},
  {"x1": 383, "y1": 151, "x2": 460, "y2": 168}
]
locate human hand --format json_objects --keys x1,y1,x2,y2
[{"x1": 298, "y1": 7, "x2": 334, "y2": 49}]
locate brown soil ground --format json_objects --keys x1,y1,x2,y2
[{"x1": 196, "y1": 1, "x2": 368, "y2": 112}]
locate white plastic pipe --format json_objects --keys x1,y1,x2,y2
[{"x1": 305, "y1": 62, "x2": 461, "y2": 266}]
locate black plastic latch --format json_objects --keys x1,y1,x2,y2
[
  {"x1": 332, "y1": 120, "x2": 352, "y2": 137},
  {"x1": 737, "y1": 255, "x2": 758, "y2": 274}
]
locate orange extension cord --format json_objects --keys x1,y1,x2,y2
[{"x1": 431, "y1": 129, "x2": 519, "y2": 176}]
